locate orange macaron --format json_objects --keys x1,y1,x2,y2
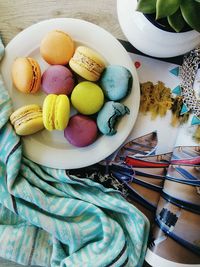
[
  {"x1": 40, "y1": 30, "x2": 75, "y2": 65},
  {"x1": 11, "y1": 57, "x2": 41, "y2": 94}
]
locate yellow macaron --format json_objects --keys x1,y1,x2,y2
[
  {"x1": 69, "y1": 46, "x2": 106, "y2": 81},
  {"x1": 43, "y1": 94, "x2": 70, "y2": 131},
  {"x1": 11, "y1": 57, "x2": 41, "y2": 94},
  {"x1": 71, "y1": 81, "x2": 104, "y2": 115},
  {"x1": 10, "y1": 104, "x2": 44, "y2": 136},
  {"x1": 40, "y1": 30, "x2": 75, "y2": 65}
]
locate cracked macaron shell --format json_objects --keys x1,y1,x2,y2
[
  {"x1": 10, "y1": 104, "x2": 44, "y2": 136},
  {"x1": 69, "y1": 46, "x2": 106, "y2": 81},
  {"x1": 43, "y1": 94, "x2": 70, "y2": 131},
  {"x1": 97, "y1": 101, "x2": 130, "y2": 135},
  {"x1": 11, "y1": 57, "x2": 41, "y2": 94}
]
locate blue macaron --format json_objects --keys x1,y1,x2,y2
[
  {"x1": 97, "y1": 101, "x2": 130, "y2": 135},
  {"x1": 100, "y1": 65, "x2": 133, "y2": 101}
]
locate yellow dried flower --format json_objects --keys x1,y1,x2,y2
[{"x1": 140, "y1": 81, "x2": 172, "y2": 119}]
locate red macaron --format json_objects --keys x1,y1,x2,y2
[
  {"x1": 64, "y1": 114, "x2": 98, "y2": 147},
  {"x1": 41, "y1": 65, "x2": 75, "y2": 95}
]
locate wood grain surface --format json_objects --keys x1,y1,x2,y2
[
  {"x1": 0, "y1": 1, "x2": 126, "y2": 266},
  {"x1": 0, "y1": 0, "x2": 125, "y2": 46}
]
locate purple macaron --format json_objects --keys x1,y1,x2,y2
[
  {"x1": 41, "y1": 65, "x2": 75, "y2": 95},
  {"x1": 64, "y1": 114, "x2": 98, "y2": 147}
]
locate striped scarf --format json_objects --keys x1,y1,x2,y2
[{"x1": 0, "y1": 38, "x2": 149, "y2": 267}]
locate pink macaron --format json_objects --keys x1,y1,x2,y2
[
  {"x1": 64, "y1": 114, "x2": 98, "y2": 147},
  {"x1": 41, "y1": 65, "x2": 75, "y2": 95}
]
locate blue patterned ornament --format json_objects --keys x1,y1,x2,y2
[
  {"x1": 172, "y1": 85, "x2": 182, "y2": 95},
  {"x1": 171, "y1": 47, "x2": 200, "y2": 126},
  {"x1": 191, "y1": 115, "x2": 200, "y2": 125},
  {"x1": 170, "y1": 67, "x2": 179, "y2": 77},
  {"x1": 180, "y1": 103, "x2": 189, "y2": 115}
]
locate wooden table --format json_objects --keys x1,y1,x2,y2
[
  {"x1": 0, "y1": 1, "x2": 126, "y2": 266},
  {"x1": 0, "y1": 0, "x2": 125, "y2": 46}
]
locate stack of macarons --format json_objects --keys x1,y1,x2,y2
[{"x1": 10, "y1": 29, "x2": 133, "y2": 147}]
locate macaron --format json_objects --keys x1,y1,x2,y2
[
  {"x1": 69, "y1": 46, "x2": 106, "y2": 81},
  {"x1": 100, "y1": 65, "x2": 133, "y2": 101},
  {"x1": 11, "y1": 57, "x2": 41, "y2": 94},
  {"x1": 97, "y1": 101, "x2": 130, "y2": 135},
  {"x1": 64, "y1": 114, "x2": 98, "y2": 147},
  {"x1": 41, "y1": 65, "x2": 75, "y2": 95},
  {"x1": 43, "y1": 94, "x2": 70, "y2": 131},
  {"x1": 40, "y1": 30, "x2": 75, "y2": 65},
  {"x1": 71, "y1": 81, "x2": 104, "y2": 115},
  {"x1": 10, "y1": 104, "x2": 44, "y2": 136}
]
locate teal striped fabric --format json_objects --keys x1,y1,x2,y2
[{"x1": 0, "y1": 38, "x2": 149, "y2": 267}]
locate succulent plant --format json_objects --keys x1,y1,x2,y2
[{"x1": 136, "y1": 0, "x2": 200, "y2": 33}]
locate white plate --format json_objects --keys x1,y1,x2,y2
[{"x1": 0, "y1": 18, "x2": 140, "y2": 169}]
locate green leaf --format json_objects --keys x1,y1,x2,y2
[
  {"x1": 136, "y1": 0, "x2": 156, "y2": 14},
  {"x1": 167, "y1": 8, "x2": 186, "y2": 32},
  {"x1": 156, "y1": 0, "x2": 181, "y2": 19},
  {"x1": 194, "y1": 0, "x2": 200, "y2": 2},
  {"x1": 180, "y1": 0, "x2": 200, "y2": 32}
]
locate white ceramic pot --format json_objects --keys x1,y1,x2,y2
[{"x1": 117, "y1": 0, "x2": 200, "y2": 58}]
